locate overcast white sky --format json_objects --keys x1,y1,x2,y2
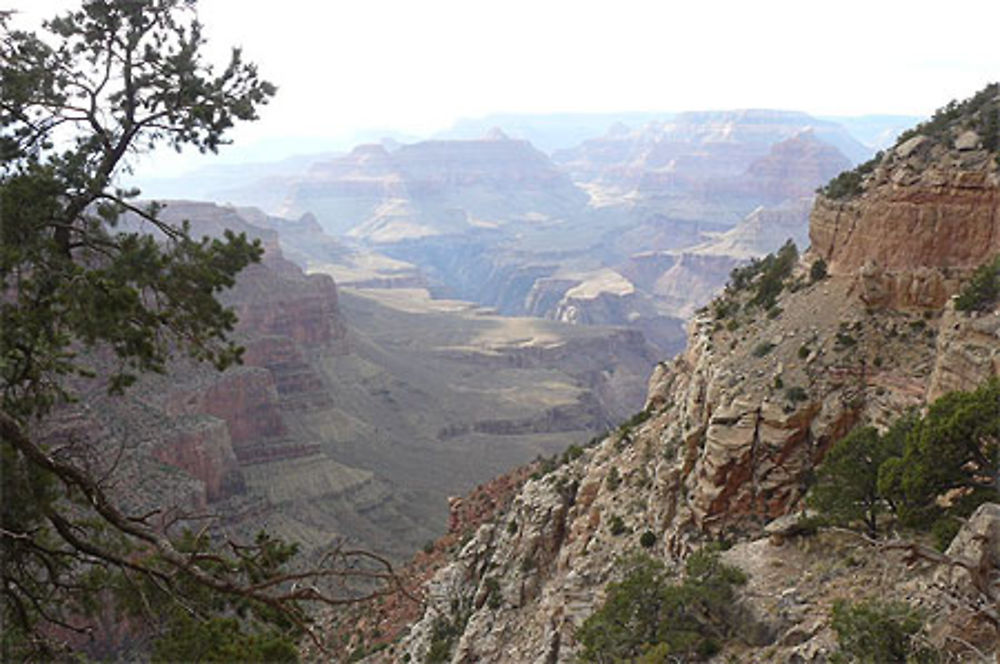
[{"x1": 7, "y1": 0, "x2": 1000, "y2": 176}]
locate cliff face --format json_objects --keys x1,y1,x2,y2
[
  {"x1": 227, "y1": 266, "x2": 345, "y2": 347},
  {"x1": 149, "y1": 416, "x2": 244, "y2": 502},
  {"x1": 79, "y1": 203, "x2": 411, "y2": 555},
  {"x1": 372, "y1": 93, "x2": 1000, "y2": 663},
  {"x1": 811, "y1": 121, "x2": 1000, "y2": 308},
  {"x1": 167, "y1": 367, "x2": 287, "y2": 454}
]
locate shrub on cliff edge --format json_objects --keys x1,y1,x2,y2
[{"x1": 576, "y1": 550, "x2": 747, "y2": 662}]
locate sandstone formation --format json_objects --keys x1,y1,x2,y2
[
  {"x1": 149, "y1": 415, "x2": 244, "y2": 502},
  {"x1": 811, "y1": 118, "x2": 1000, "y2": 309}
]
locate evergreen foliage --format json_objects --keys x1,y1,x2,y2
[
  {"x1": 810, "y1": 257, "x2": 828, "y2": 282},
  {"x1": 983, "y1": 105, "x2": 999, "y2": 153},
  {"x1": 821, "y1": 152, "x2": 881, "y2": 200},
  {"x1": 809, "y1": 380, "x2": 999, "y2": 547},
  {"x1": 829, "y1": 600, "x2": 938, "y2": 664},
  {"x1": 0, "y1": 2, "x2": 398, "y2": 659},
  {"x1": 821, "y1": 82, "x2": 999, "y2": 201},
  {"x1": 954, "y1": 255, "x2": 1000, "y2": 312},
  {"x1": 725, "y1": 239, "x2": 798, "y2": 310},
  {"x1": 895, "y1": 83, "x2": 999, "y2": 147},
  {"x1": 878, "y1": 380, "x2": 1000, "y2": 545},
  {"x1": 808, "y1": 419, "x2": 911, "y2": 536},
  {"x1": 576, "y1": 550, "x2": 747, "y2": 663}
]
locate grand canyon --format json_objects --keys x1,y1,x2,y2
[{"x1": 3, "y1": 2, "x2": 998, "y2": 661}]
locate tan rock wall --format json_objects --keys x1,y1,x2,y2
[{"x1": 810, "y1": 167, "x2": 1000, "y2": 308}]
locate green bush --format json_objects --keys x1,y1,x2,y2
[
  {"x1": 639, "y1": 530, "x2": 657, "y2": 548},
  {"x1": 619, "y1": 408, "x2": 653, "y2": 434},
  {"x1": 809, "y1": 378, "x2": 1000, "y2": 545},
  {"x1": 784, "y1": 386, "x2": 808, "y2": 402},
  {"x1": 986, "y1": 105, "x2": 1000, "y2": 152},
  {"x1": 561, "y1": 444, "x2": 585, "y2": 465},
  {"x1": 810, "y1": 258, "x2": 828, "y2": 282},
  {"x1": 752, "y1": 342, "x2": 775, "y2": 357},
  {"x1": 751, "y1": 241, "x2": 798, "y2": 310},
  {"x1": 955, "y1": 255, "x2": 1000, "y2": 312},
  {"x1": 835, "y1": 332, "x2": 856, "y2": 347},
  {"x1": 714, "y1": 298, "x2": 738, "y2": 320},
  {"x1": 725, "y1": 240, "x2": 798, "y2": 311},
  {"x1": 483, "y1": 577, "x2": 502, "y2": 610},
  {"x1": 821, "y1": 154, "x2": 881, "y2": 200},
  {"x1": 878, "y1": 379, "x2": 1000, "y2": 543},
  {"x1": 606, "y1": 466, "x2": 621, "y2": 491},
  {"x1": 897, "y1": 82, "x2": 999, "y2": 147},
  {"x1": 151, "y1": 616, "x2": 298, "y2": 663},
  {"x1": 830, "y1": 599, "x2": 938, "y2": 663},
  {"x1": 426, "y1": 614, "x2": 466, "y2": 663},
  {"x1": 608, "y1": 515, "x2": 627, "y2": 536},
  {"x1": 576, "y1": 551, "x2": 747, "y2": 663},
  {"x1": 808, "y1": 422, "x2": 909, "y2": 537}
]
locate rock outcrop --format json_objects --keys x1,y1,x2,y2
[{"x1": 811, "y1": 100, "x2": 1000, "y2": 309}]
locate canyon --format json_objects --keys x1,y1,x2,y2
[
  {"x1": 341, "y1": 91, "x2": 1000, "y2": 662},
  {"x1": 83, "y1": 105, "x2": 1000, "y2": 660},
  {"x1": 232, "y1": 110, "x2": 863, "y2": 362},
  {"x1": 79, "y1": 201, "x2": 659, "y2": 560},
  {"x1": 98, "y1": 110, "x2": 917, "y2": 564}
]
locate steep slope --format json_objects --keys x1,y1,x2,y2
[
  {"x1": 364, "y1": 87, "x2": 1000, "y2": 663},
  {"x1": 622, "y1": 197, "x2": 815, "y2": 319}
]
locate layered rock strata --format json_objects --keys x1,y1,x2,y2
[{"x1": 811, "y1": 129, "x2": 1000, "y2": 308}]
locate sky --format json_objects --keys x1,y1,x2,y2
[{"x1": 7, "y1": 0, "x2": 1000, "y2": 176}]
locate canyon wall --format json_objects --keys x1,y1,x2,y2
[{"x1": 811, "y1": 130, "x2": 1000, "y2": 308}]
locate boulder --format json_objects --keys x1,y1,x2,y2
[
  {"x1": 895, "y1": 134, "x2": 928, "y2": 159},
  {"x1": 955, "y1": 130, "x2": 981, "y2": 151}
]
